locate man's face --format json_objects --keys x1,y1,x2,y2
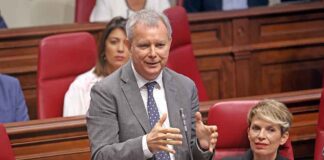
[{"x1": 127, "y1": 20, "x2": 171, "y2": 80}]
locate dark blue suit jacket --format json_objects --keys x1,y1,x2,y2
[
  {"x1": 184, "y1": 0, "x2": 304, "y2": 12},
  {"x1": 0, "y1": 74, "x2": 29, "y2": 123},
  {"x1": 0, "y1": 16, "x2": 7, "y2": 29},
  {"x1": 184, "y1": 0, "x2": 268, "y2": 12}
]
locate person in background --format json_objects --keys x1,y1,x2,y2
[
  {"x1": 0, "y1": 74, "x2": 29, "y2": 123},
  {"x1": 183, "y1": 0, "x2": 268, "y2": 12},
  {"x1": 0, "y1": 10, "x2": 7, "y2": 29},
  {"x1": 90, "y1": 0, "x2": 170, "y2": 22},
  {"x1": 63, "y1": 16, "x2": 130, "y2": 117},
  {"x1": 223, "y1": 99, "x2": 293, "y2": 160},
  {"x1": 184, "y1": 0, "x2": 311, "y2": 12},
  {"x1": 87, "y1": 9, "x2": 218, "y2": 160}
]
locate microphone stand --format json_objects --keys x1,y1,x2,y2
[{"x1": 179, "y1": 108, "x2": 194, "y2": 160}]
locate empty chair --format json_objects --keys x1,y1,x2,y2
[
  {"x1": 314, "y1": 81, "x2": 324, "y2": 160},
  {"x1": 207, "y1": 101, "x2": 294, "y2": 160},
  {"x1": 164, "y1": 6, "x2": 209, "y2": 101},
  {"x1": 37, "y1": 32, "x2": 97, "y2": 119},
  {"x1": 75, "y1": 0, "x2": 96, "y2": 23},
  {"x1": 0, "y1": 124, "x2": 15, "y2": 160}
]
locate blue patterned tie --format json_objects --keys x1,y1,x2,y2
[{"x1": 146, "y1": 82, "x2": 171, "y2": 160}]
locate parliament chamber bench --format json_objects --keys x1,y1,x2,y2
[
  {"x1": 4, "y1": 88, "x2": 321, "y2": 160},
  {"x1": 0, "y1": 2, "x2": 324, "y2": 119},
  {"x1": 1, "y1": 2, "x2": 324, "y2": 159}
]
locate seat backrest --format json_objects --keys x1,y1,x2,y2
[
  {"x1": 207, "y1": 101, "x2": 294, "y2": 160},
  {"x1": 37, "y1": 32, "x2": 97, "y2": 119},
  {"x1": 164, "y1": 6, "x2": 209, "y2": 101},
  {"x1": 0, "y1": 124, "x2": 15, "y2": 160},
  {"x1": 314, "y1": 79, "x2": 324, "y2": 160},
  {"x1": 75, "y1": 0, "x2": 96, "y2": 23}
]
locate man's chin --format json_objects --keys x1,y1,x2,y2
[{"x1": 143, "y1": 70, "x2": 162, "y2": 79}]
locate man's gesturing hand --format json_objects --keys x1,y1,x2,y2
[
  {"x1": 195, "y1": 112, "x2": 218, "y2": 152},
  {"x1": 147, "y1": 113, "x2": 183, "y2": 154}
]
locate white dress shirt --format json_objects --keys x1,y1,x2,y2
[
  {"x1": 222, "y1": 0, "x2": 248, "y2": 10},
  {"x1": 131, "y1": 63, "x2": 175, "y2": 160}
]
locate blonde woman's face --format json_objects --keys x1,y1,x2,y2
[
  {"x1": 105, "y1": 28, "x2": 130, "y2": 71},
  {"x1": 248, "y1": 117, "x2": 289, "y2": 158}
]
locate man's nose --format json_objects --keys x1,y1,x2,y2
[{"x1": 148, "y1": 45, "x2": 157, "y2": 57}]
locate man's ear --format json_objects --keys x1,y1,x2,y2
[{"x1": 280, "y1": 131, "x2": 289, "y2": 145}]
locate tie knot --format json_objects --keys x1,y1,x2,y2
[{"x1": 145, "y1": 81, "x2": 157, "y2": 91}]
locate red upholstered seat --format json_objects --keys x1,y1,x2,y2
[
  {"x1": 164, "y1": 6, "x2": 209, "y2": 101},
  {"x1": 207, "y1": 101, "x2": 294, "y2": 160},
  {"x1": 75, "y1": 0, "x2": 96, "y2": 23},
  {"x1": 37, "y1": 32, "x2": 97, "y2": 119},
  {"x1": 0, "y1": 124, "x2": 15, "y2": 160},
  {"x1": 314, "y1": 81, "x2": 324, "y2": 160}
]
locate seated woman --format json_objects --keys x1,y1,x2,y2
[
  {"x1": 90, "y1": 0, "x2": 170, "y2": 22},
  {"x1": 0, "y1": 74, "x2": 29, "y2": 123},
  {"x1": 63, "y1": 17, "x2": 130, "y2": 117},
  {"x1": 223, "y1": 99, "x2": 293, "y2": 160}
]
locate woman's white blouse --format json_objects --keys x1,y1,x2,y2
[{"x1": 63, "y1": 68, "x2": 103, "y2": 117}]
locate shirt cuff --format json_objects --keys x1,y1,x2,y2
[
  {"x1": 142, "y1": 135, "x2": 154, "y2": 159},
  {"x1": 196, "y1": 138, "x2": 209, "y2": 153}
]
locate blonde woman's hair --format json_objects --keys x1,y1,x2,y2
[{"x1": 247, "y1": 99, "x2": 293, "y2": 134}]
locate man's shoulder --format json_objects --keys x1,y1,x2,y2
[
  {"x1": 93, "y1": 67, "x2": 123, "y2": 90},
  {"x1": 164, "y1": 67, "x2": 195, "y2": 85},
  {"x1": 0, "y1": 74, "x2": 19, "y2": 87}
]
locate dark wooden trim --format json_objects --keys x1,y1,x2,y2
[{"x1": 4, "y1": 89, "x2": 321, "y2": 160}]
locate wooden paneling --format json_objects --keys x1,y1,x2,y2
[
  {"x1": 5, "y1": 116, "x2": 90, "y2": 160},
  {"x1": 5, "y1": 88, "x2": 321, "y2": 160},
  {"x1": 1, "y1": 3, "x2": 324, "y2": 119},
  {"x1": 189, "y1": 2, "x2": 324, "y2": 99},
  {"x1": 0, "y1": 23, "x2": 106, "y2": 119}
]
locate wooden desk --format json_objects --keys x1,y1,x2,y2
[
  {"x1": 0, "y1": 2, "x2": 323, "y2": 121},
  {"x1": 5, "y1": 88, "x2": 321, "y2": 160}
]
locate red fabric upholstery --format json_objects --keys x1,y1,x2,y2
[
  {"x1": 207, "y1": 101, "x2": 294, "y2": 160},
  {"x1": 0, "y1": 124, "x2": 15, "y2": 160},
  {"x1": 314, "y1": 80, "x2": 324, "y2": 160},
  {"x1": 37, "y1": 32, "x2": 97, "y2": 119},
  {"x1": 75, "y1": 0, "x2": 96, "y2": 23},
  {"x1": 164, "y1": 6, "x2": 209, "y2": 101}
]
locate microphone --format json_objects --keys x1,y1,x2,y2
[{"x1": 179, "y1": 108, "x2": 193, "y2": 160}]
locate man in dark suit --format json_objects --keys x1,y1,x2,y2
[
  {"x1": 0, "y1": 74, "x2": 29, "y2": 123},
  {"x1": 87, "y1": 9, "x2": 218, "y2": 160},
  {"x1": 0, "y1": 10, "x2": 7, "y2": 29},
  {"x1": 184, "y1": 0, "x2": 268, "y2": 12}
]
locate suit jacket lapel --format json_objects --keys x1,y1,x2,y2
[
  {"x1": 121, "y1": 61, "x2": 151, "y2": 133},
  {"x1": 163, "y1": 69, "x2": 187, "y2": 159}
]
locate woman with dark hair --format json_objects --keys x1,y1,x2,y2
[{"x1": 63, "y1": 16, "x2": 129, "y2": 117}]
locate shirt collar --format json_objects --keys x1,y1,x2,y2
[{"x1": 131, "y1": 61, "x2": 163, "y2": 89}]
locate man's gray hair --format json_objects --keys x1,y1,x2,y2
[{"x1": 126, "y1": 9, "x2": 172, "y2": 41}]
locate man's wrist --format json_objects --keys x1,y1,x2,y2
[
  {"x1": 142, "y1": 135, "x2": 154, "y2": 158},
  {"x1": 196, "y1": 138, "x2": 209, "y2": 152}
]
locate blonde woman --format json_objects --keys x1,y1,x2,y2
[{"x1": 223, "y1": 99, "x2": 293, "y2": 160}]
